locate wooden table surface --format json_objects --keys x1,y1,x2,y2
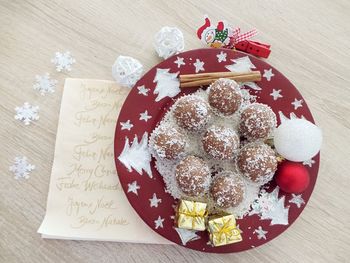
[{"x1": 1, "y1": 0, "x2": 349, "y2": 262}]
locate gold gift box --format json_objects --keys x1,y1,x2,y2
[
  {"x1": 176, "y1": 200, "x2": 207, "y2": 231},
  {"x1": 208, "y1": 214, "x2": 242, "y2": 247}
]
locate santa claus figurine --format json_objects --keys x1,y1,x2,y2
[{"x1": 197, "y1": 16, "x2": 231, "y2": 48}]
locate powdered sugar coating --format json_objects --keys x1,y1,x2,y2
[
  {"x1": 239, "y1": 103, "x2": 277, "y2": 141},
  {"x1": 175, "y1": 156, "x2": 211, "y2": 197},
  {"x1": 210, "y1": 172, "x2": 245, "y2": 208},
  {"x1": 237, "y1": 142, "x2": 277, "y2": 184},
  {"x1": 151, "y1": 125, "x2": 187, "y2": 160},
  {"x1": 208, "y1": 78, "x2": 242, "y2": 116},
  {"x1": 173, "y1": 95, "x2": 210, "y2": 132},
  {"x1": 202, "y1": 126, "x2": 239, "y2": 160}
]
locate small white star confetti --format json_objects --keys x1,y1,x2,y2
[
  {"x1": 9, "y1": 156, "x2": 35, "y2": 180},
  {"x1": 193, "y1": 59, "x2": 204, "y2": 73},
  {"x1": 174, "y1": 228, "x2": 200, "y2": 245},
  {"x1": 289, "y1": 194, "x2": 305, "y2": 208},
  {"x1": 139, "y1": 110, "x2": 152, "y2": 122},
  {"x1": 292, "y1": 98, "x2": 303, "y2": 110},
  {"x1": 254, "y1": 226, "x2": 268, "y2": 240},
  {"x1": 174, "y1": 56, "x2": 185, "y2": 68},
  {"x1": 303, "y1": 158, "x2": 315, "y2": 167},
  {"x1": 127, "y1": 181, "x2": 140, "y2": 195},
  {"x1": 137, "y1": 85, "x2": 149, "y2": 96},
  {"x1": 33, "y1": 73, "x2": 58, "y2": 95},
  {"x1": 149, "y1": 193, "x2": 162, "y2": 208},
  {"x1": 263, "y1": 68, "x2": 275, "y2": 81},
  {"x1": 154, "y1": 216, "x2": 165, "y2": 229},
  {"x1": 51, "y1": 51, "x2": 76, "y2": 72},
  {"x1": 216, "y1": 51, "x2": 227, "y2": 63},
  {"x1": 270, "y1": 89, "x2": 283, "y2": 100},
  {"x1": 120, "y1": 120, "x2": 133, "y2": 131},
  {"x1": 15, "y1": 102, "x2": 39, "y2": 125}
]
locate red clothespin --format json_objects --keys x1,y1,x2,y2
[{"x1": 236, "y1": 40, "x2": 271, "y2": 58}]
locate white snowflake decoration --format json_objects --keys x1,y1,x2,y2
[
  {"x1": 33, "y1": 73, "x2": 58, "y2": 95},
  {"x1": 112, "y1": 56, "x2": 143, "y2": 88},
  {"x1": 249, "y1": 187, "x2": 289, "y2": 226},
  {"x1": 15, "y1": 102, "x2": 39, "y2": 125},
  {"x1": 51, "y1": 51, "x2": 76, "y2": 72},
  {"x1": 174, "y1": 228, "x2": 200, "y2": 245},
  {"x1": 118, "y1": 132, "x2": 152, "y2": 178},
  {"x1": 153, "y1": 68, "x2": 180, "y2": 102},
  {"x1": 9, "y1": 156, "x2": 35, "y2": 180}
]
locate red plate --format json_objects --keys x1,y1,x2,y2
[{"x1": 114, "y1": 48, "x2": 319, "y2": 253}]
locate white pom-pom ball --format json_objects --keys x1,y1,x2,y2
[
  {"x1": 154, "y1": 26, "x2": 184, "y2": 59},
  {"x1": 112, "y1": 56, "x2": 143, "y2": 88},
  {"x1": 274, "y1": 118, "x2": 322, "y2": 162}
]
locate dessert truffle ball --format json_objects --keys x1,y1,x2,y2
[
  {"x1": 210, "y1": 173, "x2": 245, "y2": 208},
  {"x1": 175, "y1": 156, "x2": 211, "y2": 197},
  {"x1": 237, "y1": 143, "x2": 277, "y2": 183},
  {"x1": 208, "y1": 78, "x2": 242, "y2": 115},
  {"x1": 239, "y1": 103, "x2": 276, "y2": 140},
  {"x1": 202, "y1": 126, "x2": 239, "y2": 160},
  {"x1": 173, "y1": 96, "x2": 210, "y2": 132},
  {"x1": 152, "y1": 125, "x2": 187, "y2": 160}
]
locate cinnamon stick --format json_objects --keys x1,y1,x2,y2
[{"x1": 179, "y1": 71, "x2": 261, "y2": 88}]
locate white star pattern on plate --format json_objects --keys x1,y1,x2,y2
[
  {"x1": 154, "y1": 216, "x2": 165, "y2": 229},
  {"x1": 263, "y1": 68, "x2": 275, "y2": 81},
  {"x1": 139, "y1": 110, "x2": 152, "y2": 122},
  {"x1": 174, "y1": 57, "x2": 185, "y2": 68},
  {"x1": 127, "y1": 181, "x2": 140, "y2": 195},
  {"x1": 291, "y1": 98, "x2": 303, "y2": 110},
  {"x1": 120, "y1": 120, "x2": 133, "y2": 131},
  {"x1": 14, "y1": 102, "x2": 39, "y2": 125},
  {"x1": 216, "y1": 51, "x2": 227, "y2": 63},
  {"x1": 9, "y1": 156, "x2": 35, "y2": 180},
  {"x1": 33, "y1": 73, "x2": 58, "y2": 95},
  {"x1": 193, "y1": 59, "x2": 204, "y2": 73},
  {"x1": 149, "y1": 193, "x2": 162, "y2": 208},
  {"x1": 270, "y1": 89, "x2": 283, "y2": 100},
  {"x1": 289, "y1": 194, "x2": 305, "y2": 208},
  {"x1": 254, "y1": 226, "x2": 268, "y2": 240},
  {"x1": 137, "y1": 85, "x2": 149, "y2": 96},
  {"x1": 303, "y1": 158, "x2": 315, "y2": 167}
]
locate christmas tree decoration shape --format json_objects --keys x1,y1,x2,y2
[
  {"x1": 118, "y1": 132, "x2": 152, "y2": 178},
  {"x1": 249, "y1": 187, "x2": 289, "y2": 226},
  {"x1": 174, "y1": 227, "x2": 200, "y2": 245},
  {"x1": 225, "y1": 56, "x2": 256, "y2": 73},
  {"x1": 153, "y1": 68, "x2": 180, "y2": 102}
]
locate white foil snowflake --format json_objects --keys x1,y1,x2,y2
[
  {"x1": 51, "y1": 51, "x2": 76, "y2": 72},
  {"x1": 15, "y1": 102, "x2": 39, "y2": 125},
  {"x1": 33, "y1": 73, "x2": 58, "y2": 95},
  {"x1": 9, "y1": 156, "x2": 35, "y2": 179}
]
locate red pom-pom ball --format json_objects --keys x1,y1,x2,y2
[{"x1": 275, "y1": 161, "x2": 310, "y2": 193}]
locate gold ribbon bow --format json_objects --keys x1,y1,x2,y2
[
  {"x1": 177, "y1": 200, "x2": 207, "y2": 231},
  {"x1": 208, "y1": 214, "x2": 242, "y2": 247}
]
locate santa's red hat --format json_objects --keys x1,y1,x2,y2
[{"x1": 197, "y1": 16, "x2": 211, "y2": 39}]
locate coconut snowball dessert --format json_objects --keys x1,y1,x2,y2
[
  {"x1": 208, "y1": 78, "x2": 242, "y2": 115},
  {"x1": 210, "y1": 173, "x2": 245, "y2": 209},
  {"x1": 175, "y1": 155, "x2": 211, "y2": 197},
  {"x1": 173, "y1": 96, "x2": 210, "y2": 132},
  {"x1": 237, "y1": 143, "x2": 278, "y2": 183},
  {"x1": 152, "y1": 125, "x2": 187, "y2": 160},
  {"x1": 202, "y1": 126, "x2": 240, "y2": 160},
  {"x1": 239, "y1": 103, "x2": 276, "y2": 140}
]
